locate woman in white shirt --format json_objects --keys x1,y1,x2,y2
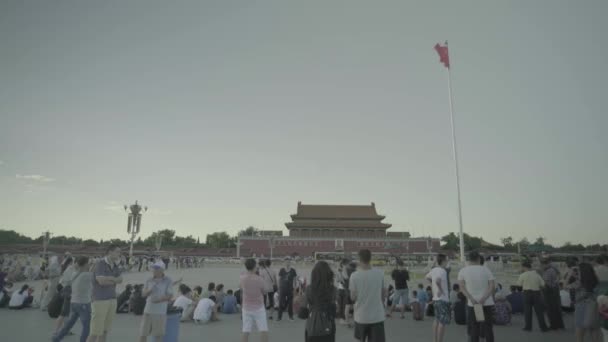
[{"x1": 9, "y1": 284, "x2": 34, "y2": 309}]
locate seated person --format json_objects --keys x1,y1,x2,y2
[
  {"x1": 173, "y1": 284, "x2": 196, "y2": 321},
  {"x1": 493, "y1": 292, "x2": 512, "y2": 325},
  {"x1": 453, "y1": 292, "x2": 467, "y2": 325},
  {"x1": 292, "y1": 287, "x2": 306, "y2": 315},
  {"x1": 9, "y1": 284, "x2": 34, "y2": 310},
  {"x1": 192, "y1": 286, "x2": 203, "y2": 302},
  {"x1": 130, "y1": 284, "x2": 146, "y2": 315},
  {"x1": 506, "y1": 285, "x2": 524, "y2": 314},
  {"x1": 560, "y1": 282, "x2": 574, "y2": 313},
  {"x1": 410, "y1": 290, "x2": 423, "y2": 321},
  {"x1": 116, "y1": 284, "x2": 133, "y2": 313},
  {"x1": 0, "y1": 282, "x2": 13, "y2": 308},
  {"x1": 193, "y1": 295, "x2": 219, "y2": 323},
  {"x1": 449, "y1": 284, "x2": 460, "y2": 306},
  {"x1": 214, "y1": 284, "x2": 225, "y2": 311},
  {"x1": 221, "y1": 289, "x2": 238, "y2": 314}
]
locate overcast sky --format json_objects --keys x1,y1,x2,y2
[{"x1": 1, "y1": 1, "x2": 606, "y2": 245}]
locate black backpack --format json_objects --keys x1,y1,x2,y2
[{"x1": 48, "y1": 292, "x2": 65, "y2": 318}]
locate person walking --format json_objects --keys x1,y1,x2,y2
[
  {"x1": 574, "y1": 263, "x2": 602, "y2": 342},
  {"x1": 55, "y1": 256, "x2": 75, "y2": 334},
  {"x1": 87, "y1": 244, "x2": 123, "y2": 342},
  {"x1": 458, "y1": 251, "x2": 496, "y2": 342},
  {"x1": 387, "y1": 261, "x2": 409, "y2": 319},
  {"x1": 518, "y1": 261, "x2": 549, "y2": 332},
  {"x1": 305, "y1": 261, "x2": 337, "y2": 342},
  {"x1": 426, "y1": 254, "x2": 450, "y2": 342},
  {"x1": 350, "y1": 249, "x2": 386, "y2": 342},
  {"x1": 277, "y1": 258, "x2": 297, "y2": 321},
  {"x1": 240, "y1": 258, "x2": 268, "y2": 342},
  {"x1": 541, "y1": 258, "x2": 564, "y2": 330},
  {"x1": 138, "y1": 261, "x2": 173, "y2": 342},
  {"x1": 53, "y1": 256, "x2": 93, "y2": 342},
  {"x1": 259, "y1": 259, "x2": 278, "y2": 320}
]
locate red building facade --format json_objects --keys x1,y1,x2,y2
[{"x1": 238, "y1": 202, "x2": 440, "y2": 258}]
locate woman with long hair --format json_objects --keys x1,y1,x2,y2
[
  {"x1": 575, "y1": 263, "x2": 602, "y2": 342},
  {"x1": 305, "y1": 261, "x2": 337, "y2": 342},
  {"x1": 9, "y1": 284, "x2": 34, "y2": 309}
]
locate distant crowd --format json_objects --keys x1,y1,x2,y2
[{"x1": 1, "y1": 247, "x2": 608, "y2": 342}]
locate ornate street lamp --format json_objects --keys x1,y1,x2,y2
[
  {"x1": 125, "y1": 200, "x2": 148, "y2": 258},
  {"x1": 42, "y1": 231, "x2": 52, "y2": 258}
]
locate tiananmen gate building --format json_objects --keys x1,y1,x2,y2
[{"x1": 237, "y1": 202, "x2": 440, "y2": 258}]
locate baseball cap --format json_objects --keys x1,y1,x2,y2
[{"x1": 151, "y1": 261, "x2": 165, "y2": 270}]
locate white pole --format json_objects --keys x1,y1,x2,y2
[{"x1": 446, "y1": 44, "x2": 466, "y2": 263}]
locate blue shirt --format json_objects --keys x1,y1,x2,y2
[
  {"x1": 417, "y1": 290, "x2": 428, "y2": 306},
  {"x1": 507, "y1": 292, "x2": 524, "y2": 314},
  {"x1": 222, "y1": 295, "x2": 238, "y2": 314}
]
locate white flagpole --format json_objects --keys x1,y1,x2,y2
[{"x1": 445, "y1": 41, "x2": 466, "y2": 262}]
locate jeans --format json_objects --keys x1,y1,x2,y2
[
  {"x1": 53, "y1": 303, "x2": 91, "y2": 342},
  {"x1": 278, "y1": 289, "x2": 293, "y2": 320},
  {"x1": 523, "y1": 290, "x2": 548, "y2": 331}
]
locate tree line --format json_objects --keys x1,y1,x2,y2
[{"x1": 0, "y1": 226, "x2": 261, "y2": 249}]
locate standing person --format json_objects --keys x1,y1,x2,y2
[
  {"x1": 425, "y1": 254, "x2": 451, "y2": 342},
  {"x1": 87, "y1": 244, "x2": 123, "y2": 342},
  {"x1": 387, "y1": 261, "x2": 409, "y2": 319},
  {"x1": 53, "y1": 256, "x2": 93, "y2": 342},
  {"x1": 41, "y1": 256, "x2": 61, "y2": 311},
  {"x1": 336, "y1": 259, "x2": 349, "y2": 324},
  {"x1": 305, "y1": 261, "x2": 337, "y2": 342},
  {"x1": 518, "y1": 261, "x2": 549, "y2": 332},
  {"x1": 350, "y1": 249, "x2": 386, "y2": 342},
  {"x1": 277, "y1": 258, "x2": 297, "y2": 321},
  {"x1": 574, "y1": 263, "x2": 602, "y2": 342},
  {"x1": 55, "y1": 256, "x2": 75, "y2": 334},
  {"x1": 259, "y1": 259, "x2": 278, "y2": 320},
  {"x1": 458, "y1": 251, "x2": 496, "y2": 342},
  {"x1": 240, "y1": 258, "x2": 268, "y2": 342},
  {"x1": 541, "y1": 258, "x2": 565, "y2": 330},
  {"x1": 138, "y1": 261, "x2": 173, "y2": 342}
]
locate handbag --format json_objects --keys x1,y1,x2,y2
[{"x1": 263, "y1": 267, "x2": 278, "y2": 292}]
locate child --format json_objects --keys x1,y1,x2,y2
[
  {"x1": 411, "y1": 290, "x2": 423, "y2": 321},
  {"x1": 416, "y1": 284, "x2": 428, "y2": 314}
]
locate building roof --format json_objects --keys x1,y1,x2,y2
[{"x1": 290, "y1": 202, "x2": 385, "y2": 220}]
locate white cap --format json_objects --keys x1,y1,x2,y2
[{"x1": 151, "y1": 261, "x2": 165, "y2": 270}]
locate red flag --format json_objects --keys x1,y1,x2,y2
[{"x1": 434, "y1": 42, "x2": 450, "y2": 69}]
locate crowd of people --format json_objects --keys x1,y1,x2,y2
[{"x1": 1, "y1": 246, "x2": 608, "y2": 342}]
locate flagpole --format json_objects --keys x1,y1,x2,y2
[{"x1": 445, "y1": 42, "x2": 465, "y2": 263}]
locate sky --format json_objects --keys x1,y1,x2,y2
[{"x1": 1, "y1": 1, "x2": 607, "y2": 246}]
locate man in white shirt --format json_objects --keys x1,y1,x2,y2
[
  {"x1": 350, "y1": 249, "x2": 386, "y2": 342},
  {"x1": 425, "y1": 254, "x2": 450, "y2": 342},
  {"x1": 193, "y1": 296, "x2": 218, "y2": 323},
  {"x1": 458, "y1": 251, "x2": 496, "y2": 342}
]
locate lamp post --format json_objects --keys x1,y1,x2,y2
[
  {"x1": 125, "y1": 201, "x2": 148, "y2": 258},
  {"x1": 42, "y1": 231, "x2": 51, "y2": 258},
  {"x1": 155, "y1": 232, "x2": 164, "y2": 252}
]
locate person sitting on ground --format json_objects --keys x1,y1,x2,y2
[
  {"x1": 116, "y1": 284, "x2": 133, "y2": 313},
  {"x1": 201, "y1": 282, "x2": 215, "y2": 299},
  {"x1": 193, "y1": 295, "x2": 219, "y2": 323},
  {"x1": 292, "y1": 287, "x2": 307, "y2": 316},
  {"x1": 506, "y1": 285, "x2": 524, "y2": 314},
  {"x1": 131, "y1": 284, "x2": 146, "y2": 315},
  {"x1": 559, "y1": 282, "x2": 574, "y2": 313},
  {"x1": 411, "y1": 290, "x2": 423, "y2": 321},
  {"x1": 173, "y1": 284, "x2": 195, "y2": 321},
  {"x1": 221, "y1": 289, "x2": 238, "y2": 314},
  {"x1": 192, "y1": 286, "x2": 203, "y2": 303},
  {"x1": 493, "y1": 292, "x2": 512, "y2": 325},
  {"x1": 0, "y1": 281, "x2": 13, "y2": 308},
  {"x1": 9, "y1": 284, "x2": 34, "y2": 309},
  {"x1": 453, "y1": 292, "x2": 467, "y2": 325},
  {"x1": 215, "y1": 284, "x2": 225, "y2": 312}
]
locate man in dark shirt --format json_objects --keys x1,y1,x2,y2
[
  {"x1": 277, "y1": 259, "x2": 297, "y2": 321},
  {"x1": 388, "y1": 261, "x2": 410, "y2": 318}
]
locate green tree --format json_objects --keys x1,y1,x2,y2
[
  {"x1": 441, "y1": 232, "x2": 459, "y2": 251},
  {"x1": 0, "y1": 230, "x2": 35, "y2": 244},
  {"x1": 82, "y1": 239, "x2": 99, "y2": 247},
  {"x1": 501, "y1": 236, "x2": 514, "y2": 249},
  {"x1": 239, "y1": 226, "x2": 259, "y2": 237},
  {"x1": 206, "y1": 232, "x2": 236, "y2": 248}
]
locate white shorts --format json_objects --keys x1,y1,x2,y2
[{"x1": 242, "y1": 307, "x2": 268, "y2": 333}]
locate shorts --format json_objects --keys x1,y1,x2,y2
[
  {"x1": 392, "y1": 289, "x2": 409, "y2": 307},
  {"x1": 90, "y1": 299, "x2": 117, "y2": 336},
  {"x1": 60, "y1": 295, "x2": 71, "y2": 317},
  {"x1": 354, "y1": 321, "x2": 385, "y2": 342},
  {"x1": 140, "y1": 313, "x2": 167, "y2": 336},
  {"x1": 243, "y1": 307, "x2": 268, "y2": 333},
  {"x1": 433, "y1": 301, "x2": 451, "y2": 325}
]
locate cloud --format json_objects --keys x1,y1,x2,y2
[
  {"x1": 103, "y1": 204, "x2": 125, "y2": 213},
  {"x1": 16, "y1": 174, "x2": 55, "y2": 182}
]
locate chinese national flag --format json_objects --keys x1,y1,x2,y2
[{"x1": 434, "y1": 42, "x2": 450, "y2": 69}]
